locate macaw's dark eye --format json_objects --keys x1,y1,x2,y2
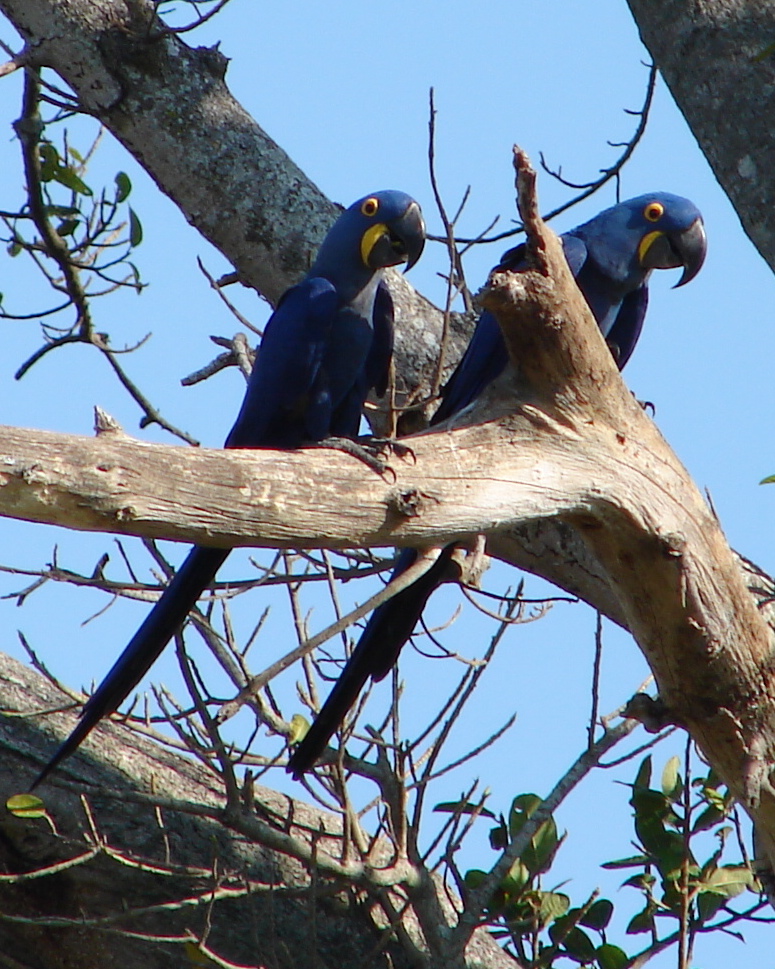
[
  {"x1": 361, "y1": 197, "x2": 379, "y2": 217},
  {"x1": 644, "y1": 201, "x2": 665, "y2": 223}
]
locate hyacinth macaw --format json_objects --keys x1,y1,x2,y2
[
  {"x1": 32, "y1": 190, "x2": 426, "y2": 788},
  {"x1": 287, "y1": 192, "x2": 707, "y2": 777}
]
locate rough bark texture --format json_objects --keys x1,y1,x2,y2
[
  {"x1": 626, "y1": 0, "x2": 775, "y2": 270},
  {"x1": 0, "y1": 652, "x2": 516, "y2": 969}
]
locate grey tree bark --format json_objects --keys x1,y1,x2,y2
[
  {"x1": 626, "y1": 0, "x2": 775, "y2": 270},
  {"x1": 0, "y1": 652, "x2": 516, "y2": 969}
]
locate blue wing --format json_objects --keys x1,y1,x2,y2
[
  {"x1": 604, "y1": 285, "x2": 648, "y2": 370},
  {"x1": 367, "y1": 281, "x2": 395, "y2": 399},
  {"x1": 227, "y1": 278, "x2": 340, "y2": 449},
  {"x1": 324, "y1": 281, "x2": 395, "y2": 438}
]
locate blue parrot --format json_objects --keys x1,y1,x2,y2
[
  {"x1": 287, "y1": 192, "x2": 707, "y2": 777},
  {"x1": 32, "y1": 190, "x2": 426, "y2": 788}
]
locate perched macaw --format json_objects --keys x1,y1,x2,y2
[
  {"x1": 287, "y1": 192, "x2": 707, "y2": 777},
  {"x1": 32, "y1": 190, "x2": 426, "y2": 788}
]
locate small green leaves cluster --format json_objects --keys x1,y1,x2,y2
[
  {"x1": 2, "y1": 116, "x2": 145, "y2": 331},
  {"x1": 8, "y1": 134, "x2": 143, "y2": 282},
  {"x1": 604, "y1": 755, "x2": 755, "y2": 940},
  {"x1": 460, "y1": 756, "x2": 759, "y2": 968},
  {"x1": 464, "y1": 794, "x2": 628, "y2": 968}
]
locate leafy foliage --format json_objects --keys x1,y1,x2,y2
[{"x1": 466, "y1": 753, "x2": 762, "y2": 968}]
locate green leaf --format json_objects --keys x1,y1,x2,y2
[
  {"x1": 56, "y1": 218, "x2": 79, "y2": 237},
  {"x1": 464, "y1": 869, "x2": 488, "y2": 890},
  {"x1": 699, "y1": 781, "x2": 730, "y2": 813},
  {"x1": 44, "y1": 204, "x2": 80, "y2": 217},
  {"x1": 602, "y1": 854, "x2": 650, "y2": 870},
  {"x1": 522, "y1": 816, "x2": 559, "y2": 876},
  {"x1": 626, "y1": 906, "x2": 655, "y2": 935},
  {"x1": 508, "y1": 793, "x2": 543, "y2": 838},
  {"x1": 635, "y1": 814, "x2": 687, "y2": 877},
  {"x1": 596, "y1": 943, "x2": 629, "y2": 969},
  {"x1": 126, "y1": 261, "x2": 144, "y2": 294},
  {"x1": 504, "y1": 859, "x2": 530, "y2": 892},
  {"x1": 692, "y1": 803, "x2": 725, "y2": 833},
  {"x1": 6, "y1": 793, "x2": 47, "y2": 819},
  {"x1": 560, "y1": 926, "x2": 596, "y2": 962},
  {"x1": 434, "y1": 799, "x2": 496, "y2": 819},
  {"x1": 661, "y1": 755, "x2": 682, "y2": 799},
  {"x1": 489, "y1": 820, "x2": 508, "y2": 850},
  {"x1": 38, "y1": 142, "x2": 59, "y2": 181},
  {"x1": 115, "y1": 171, "x2": 132, "y2": 202},
  {"x1": 129, "y1": 206, "x2": 143, "y2": 247},
  {"x1": 622, "y1": 872, "x2": 655, "y2": 890},
  {"x1": 760, "y1": 474, "x2": 775, "y2": 484},
  {"x1": 538, "y1": 891, "x2": 569, "y2": 926},
  {"x1": 7, "y1": 240, "x2": 22, "y2": 257},
  {"x1": 696, "y1": 890, "x2": 727, "y2": 922},
  {"x1": 700, "y1": 864, "x2": 753, "y2": 898},
  {"x1": 52, "y1": 166, "x2": 93, "y2": 196},
  {"x1": 288, "y1": 714, "x2": 308, "y2": 744},
  {"x1": 580, "y1": 898, "x2": 613, "y2": 930},
  {"x1": 634, "y1": 755, "x2": 652, "y2": 791},
  {"x1": 631, "y1": 786, "x2": 670, "y2": 819}
]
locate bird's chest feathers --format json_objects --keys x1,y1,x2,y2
[
  {"x1": 326, "y1": 274, "x2": 380, "y2": 370},
  {"x1": 576, "y1": 258, "x2": 642, "y2": 337}
]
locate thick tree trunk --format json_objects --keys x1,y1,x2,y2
[
  {"x1": 626, "y1": 0, "x2": 775, "y2": 270},
  {"x1": 0, "y1": 652, "x2": 517, "y2": 969}
]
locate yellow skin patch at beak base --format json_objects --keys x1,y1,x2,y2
[
  {"x1": 360, "y1": 222, "x2": 389, "y2": 267},
  {"x1": 638, "y1": 229, "x2": 664, "y2": 265}
]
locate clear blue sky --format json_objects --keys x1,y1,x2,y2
[{"x1": 2, "y1": 2, "x2": 774, "y2": 964}]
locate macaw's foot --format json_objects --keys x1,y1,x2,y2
[
  {"x1": 313, "y1": 436, "x2": 391, "y2": 475},
  {"x1": 314, "y1": 436, "x2": 415, "y2": 476},
  {"x1": 634, "y1": 395, "x2": 656, "y2": 417},
  {"x1": 362, "y1": 436, "x2": 416, "y2": 463}
]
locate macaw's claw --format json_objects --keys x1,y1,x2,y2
[
  {"x1": 362, "y1": 436, "x2": 416, "y2": 463},
  {"x1": 313, "y1": 436, "x2": 389, "y2": 476},
  {"x1": 314, "y1": 435, "x2": 415, "y2": 477}
]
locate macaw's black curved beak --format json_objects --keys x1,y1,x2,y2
[
  {"x1": 366, "y1": 201, "x2": 426, "y2": 271},
  {"x1": 670, "y1": 217, "x2": 707, "y2": 287},
  {"x1": 396, "y1": 201, "x2": 426, "y2": 271},
  {"x1": 640, "y1": 217, "x2": 707, "y2": 288}
]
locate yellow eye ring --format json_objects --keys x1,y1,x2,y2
[
  {"x1": 644, "y1": 201, "x2": 664, "y2": 223},
  {"x1": 361, "y1": 197, "x2": 379, "y2": 217}
]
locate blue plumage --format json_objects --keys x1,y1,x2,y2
[
  {"x1": 287, "y1": 192, "x2": 706, "y2": 777},
  {"x1": 32, "y1": 190, "x2": 425, "y2": 788}
]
